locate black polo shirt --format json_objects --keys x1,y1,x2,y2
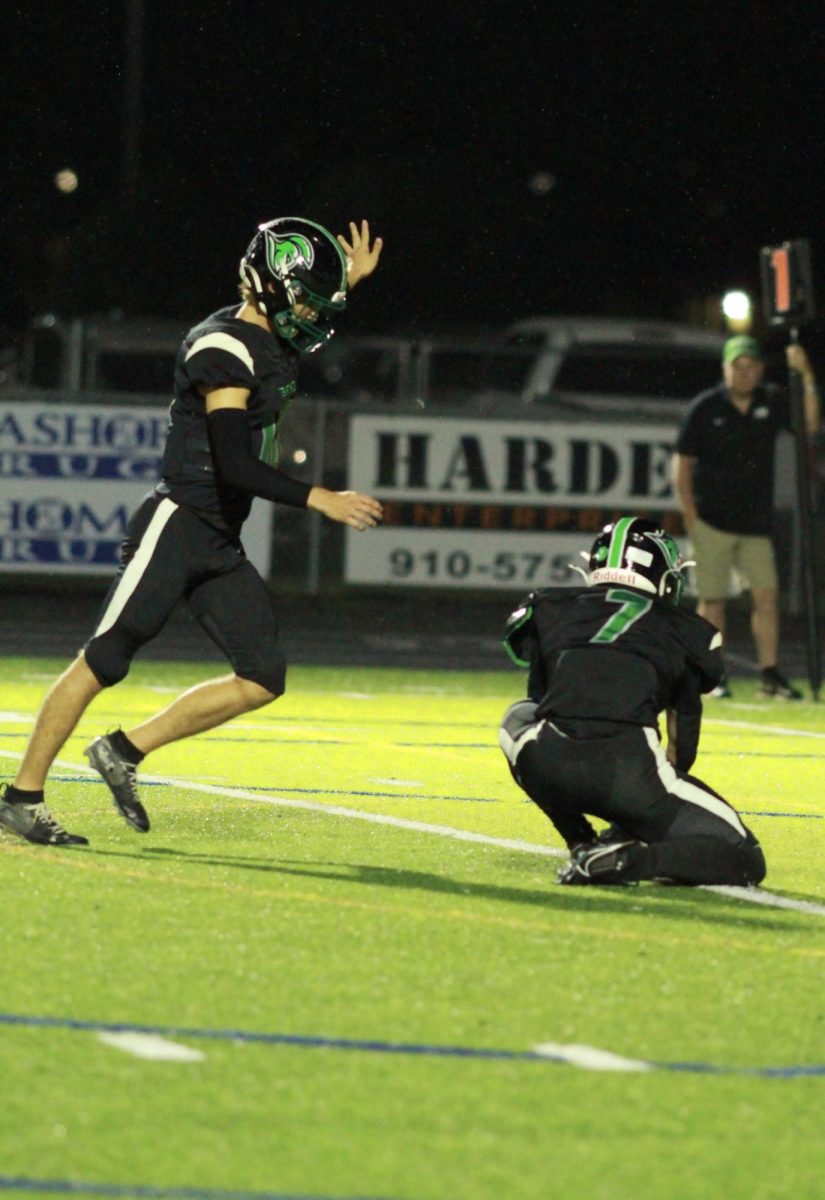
[{"x1": 675, "y1": 382, "x2": 790, "y2": 535}]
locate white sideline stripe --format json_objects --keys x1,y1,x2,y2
[
  {"x1": 705, "y1": 885, "x2": 825, "y2": 916},
  {"x1": 643, "y1": 728, "x2": 747, "y2": 837},
  {"x1": 0, "y1": 748, "x2": 568, "y2": 858},
  {"x1": 93, "y1": 498, "x2": 178, "y2": 638},
  {"x1": 369, "y1": 778, "x2": 424, "y2": 788},
  {"x1": 706, "y1": 718, "x2": 825, "y2": 741},
  {"x1": 184, "y1": 331, "x2": 254, "y2": 374},
  {"x1": 97, "y1": 1031, "x2": 204, "y2": 1062},
  {"x1": 533, "y1": 1042, "x2": 653, "y2": 1072},
  {"x1": 1, "y1": 748, "x2": 824, "y2": 917},
  {"x1": 159, "y1": 776, "x2": 567, "y2": 857}
]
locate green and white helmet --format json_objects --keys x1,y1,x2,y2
[
  {"x1": 587, "y1": 517, "x2": 689, "y2": 605},
  {"x1": 239, "y1": 217, "x2": 348, "y2": 353}
]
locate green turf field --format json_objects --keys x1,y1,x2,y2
[{"x1": 1, "y1": 655, "x2": 824, "y2": 1200}]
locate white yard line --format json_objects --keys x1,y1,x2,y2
[
  {"x1": 2, "y1": 745, "x2": 824, "y2": 917},
  {"x1": 532, "y1": 1042, "x2": 653, "y2": 1072},
  {"x1": 368, "y1": 778, "x2": 425, "y2": 788},
  {"x1": 705, "y1": 718, "x2": 825, "y2": 741},
  {"x1": 706, "y1": 885, "x2": 825, "y2": 916},
  {"x1": 96, "y1": 1031, "x2": 204, "y2": 1062}
]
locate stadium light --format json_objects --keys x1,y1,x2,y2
[
  {"x1": 722, "y1": 290, "x2": 753, "y2": 332},
  {"x1": 528, "y1": 171, "x2": 557, "y2": 195},
  {"x1": 54, "y1": 168, "x2": 79, "y2": 194}
]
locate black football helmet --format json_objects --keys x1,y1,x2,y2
[
  {"x1": 239, "y1": 217, "x2": 348, "y2": 353},
  {"x1": 587, "y1": 517, "x2": 689, "y2": 605}
]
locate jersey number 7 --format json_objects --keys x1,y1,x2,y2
[{"x1": 590, "y1": 588, "x2": 652, "y2": 644}]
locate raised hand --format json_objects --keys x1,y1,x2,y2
[
  {"x1": 337, "y1": 220, "x2": 383, "y2": 289},
  {"x1": 786, "y1": 343, "x2": 814, "y2": 379}
]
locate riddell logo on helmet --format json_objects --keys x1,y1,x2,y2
[
  {"x1": 593, "y1": 568, "x2": 635, "y2": 583},
  {"x1": 590, "y1": 567, "x2": 655, "y2": 592},
  {"x1": 266, "y1": 232, "x2": 315, "y2": 277}
]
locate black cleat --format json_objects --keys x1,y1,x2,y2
[
  {"x1": 758, "y1": 669, "x2": 803, "y2": 701},
  {"x1": 595, "y1": 823, "x2": 634, "y2": 846},
  {"x1": 558, "y1": 840, "x2": 643, "y2": 886},
  {"x1": 84, "y1": 735, "x2": 150, "y2": 832},
  {"x1": 0, "y1": 785, "x2": 88, "y2": 846}
]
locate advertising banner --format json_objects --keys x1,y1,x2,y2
[
  {"x1": 0, "y1": 401, "x2": 272, "y2": 576},
  {"x1": 345, "y1": 414, "x2": 683, "y2": 589}
]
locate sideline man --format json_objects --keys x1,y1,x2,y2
[
  {"x1": 672, "y1": 334, "x2": 819, "y2": 699},
  {"x1": 499, "y1": 517, "x2": 766, "y2": 887},
  {"x1": 1, "y1": 218, "x2": 383, "y2": 845}
]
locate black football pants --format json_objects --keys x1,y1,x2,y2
[
  {"x1": 499, "y1": 700, "x2": 765, "y2": 886},
  {"x1": 84, "y1": 494, "x2": 286, "y2": 694}
]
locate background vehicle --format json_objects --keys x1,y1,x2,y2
[
  {"x1": 505, "y1": 315, "x2": 725, "y2": 417},
  {"x1": 16, "y1": 313, "x2": 726, "y2": 418},
  {"x1": 315, "y1": 316, "x2": 727, "y2": 417}
]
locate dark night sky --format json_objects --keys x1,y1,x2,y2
[{"x1": 4, "y1": 1, "x2": 825, "y2": 339}]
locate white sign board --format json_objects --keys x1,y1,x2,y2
[
  {"x1": 345, "y1": 414, "x2": 682, "y2": 589},
  {"x1": 0, "y1": 401, "x2": 272, "y2": 576}
]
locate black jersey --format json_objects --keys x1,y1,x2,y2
[
  {"x1": 158, "y1": 306, "x2": 300, "y2": 530},
  {"x1": 503, "y1": 585, "x2": 723, "y2": 736}
]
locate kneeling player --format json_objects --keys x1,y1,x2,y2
[{"x1": 499, "y1": 517, "x2": 766, "y2": 888}]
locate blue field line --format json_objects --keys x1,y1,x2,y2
[
  {"x1": 704, "y1": 751, "x2": 825, "y2": 759},
  {"x1": 0, "y1": 1178, "x2": 399, "y2": 1200},
  {"x1": 18, "y1": 776, "x2": 825, "y2": 818},
  {"x1": 0, "y1": 733, "x2": 492, "y2": 751},
  {"x1": 1, "y1": 1012, "x2": 823, "y2": 1079},
  {"x1": 9, "y1": 728, "x2": 825, "y2": 758},
  {"x1": 740, "y1": 810, "x2": 824, "y2": 819},
  {"x1": 36, "y1": 777, "x2": 500, "y2": 804},
  {"x1": 395, "y1": 743, "x2": 489, "y2": 748},
  {"x1": 232, "y1": 785, "x2": 497, "y2": 803}
]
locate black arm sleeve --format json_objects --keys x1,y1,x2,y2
[
  {"x1": 526, "y1": 639, "x2": 547, "y2": 704},
  {"x1": 207, "y1": 407, "x2": 312, "y2": 509},
  {"x1": 670, "y1": 710, "x2": 701, "y2": 773},
  {"x1": 668, "y1": 667, "x2": 703, "y2": 772}
]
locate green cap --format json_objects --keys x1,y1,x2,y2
[{"x1": 723, "y1": 335, "x2": 762, "y2": 364}]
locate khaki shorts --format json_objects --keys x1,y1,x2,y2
[{"x1": 689, "y1": 516, "x2": 778, "y2": 600}]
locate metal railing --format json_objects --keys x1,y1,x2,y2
[{"x1": 5, "y1": 315, "x2": 822, "y2": 613}]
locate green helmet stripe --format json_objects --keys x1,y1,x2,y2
[
  {"x1": 663, "y1": 535, "x2": 680, "y2": 567},
  {"x1": 647, "y1": 530, "x2": 680, "y2": 567},
  {"x1": 607, "y1": 517, "x2": 636, "y2": 568}
]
